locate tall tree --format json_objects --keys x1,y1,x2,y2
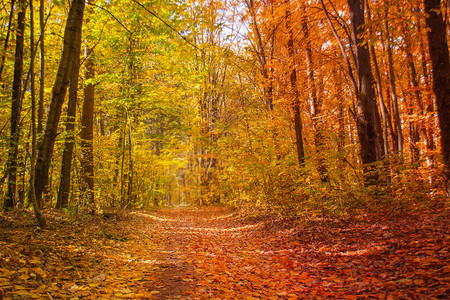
[
  {"x1": 0, "y1": 0, "x2": 15, "y2": 83},
  {"x1": 4, "y1": 0, "x2": 26, "y2": 209},
  {"x1": 29, "y1": 0, "x2": 46, "y2": 226},
  {"x1": 424, "y1": 0, "x2": 450, "y2": 196},
  {"x1": 347, "y1": 0, "x2": 384, "y2": 183},
  {"x1": 56, "y1": 27, "x2": 82, "y2": 209},
  {"x1": 38, "y1": 0, "x2": 45, "y2": 134},
  {"x1": 34, "y1": 0, "x2": 85, "y2": 206},
  {"x1": 80, "y1": 2, "x2": 95, "y2": 206},
  {"x1": 385, "y1": 5, "x2": 403, "y2": 157},
  {"x1": 286, "y1": 1, "x2": 304, "y2": 166},
  {"x1": 366, "y1": 2, "x2": 393, "y2": 156},
  {"x1": 244, "y1": 0, "x2": 274, "y2": 112},
  {"x1": 301, "y1": 8, "x2": 328, "y2": 180}
]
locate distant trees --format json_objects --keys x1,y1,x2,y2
[{"x1": 0, "y1": 0, "x2": 448, "y2": 222}]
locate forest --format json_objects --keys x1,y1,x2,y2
[{"x1": 0, "y1": 0, "x2": 448, "y2": 298}]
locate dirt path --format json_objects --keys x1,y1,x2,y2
[
  {"x1": 1, "y1": 207, "x2": 448, "y2": 299},
  {"x1": 138, "y1": 207, "x2": 448, "y2": 299}
]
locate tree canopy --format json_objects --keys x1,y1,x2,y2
[{"x1": 0, "y1": 0, "x2": 449, "y2": 215}]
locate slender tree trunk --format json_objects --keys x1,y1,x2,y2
[
  {"x1": 126, "y1": 109, "x2": 133, "y2": 206},
  {"x1": 37, "y1": 0, "x2": 45, "y2": 134},
  {"x1": 417, "y1": 8, "x2": 436, "y2": 170},
  {"x1": 120, "y1": 114, "x2": 127, "y2": 208},
  {"x1": 0, "y1": 0, "x2": 15, "y2": 83},
  {"x1": 370, "y1": 43, "x2": 390, "y2": 156},
  {"x1": 244, "y1": 0, "x2": 274, "y2": 112},
  {"x1": 286, "y1": 1, "x2": 304, "y2": 166},
  {"x1": 398, "y1": 7, "x2": 422, "y2": 164},
  {"x1": 384, "y1": 9, "x2": 403, "y2": 157},
  {"x1": 301, "y1": 9, "x2": 327, "y2": 180},
  {"x1": 80, "y1": 45, "x2": 95, "y2": 206},
  {"x1": 424, "y1": 0, "x2": 450, "y2": 196},
  {"x1": 366, "y1": 3, "x2": 394, "y2": 184},
  {"x1": 57, "y1": 29, "x2": 82, "y2": 209},
  {"x1": 29, "y1": 0, "x2": 46, "y2": 227},
  {"x1": 334, "y1": 67, "x2": 346, "y2": 152},
  {"x1": 421, "y1": 51, "x2": 436, "y2": 166},
  {"x1": 347, "y1": 0, "x2": 385, "y2": 184},
  {"x1": 80, "y1": 0, "x2": 95, "y2": 207},
  {"x1": 34, "y1": 0, "x2": 85, "y2": 206},
  {"x1": 404, "y1": 57, "x2": 422, "y2": 164},
  {"x1": 4, "y1": 0, "x2": 26, "y2": 209}
]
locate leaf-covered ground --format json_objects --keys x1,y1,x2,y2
[{"x1": 0, "y1": 207, "x2": 448, "y2": 299}]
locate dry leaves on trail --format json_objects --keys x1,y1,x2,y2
[
  {"x1": 154, "y1": 207, "x2": 448, "y2": 299},
  {"x1": 1, "y1": 207, "x2": 448, "y2": 299}
]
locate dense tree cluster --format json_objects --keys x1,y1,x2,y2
[{"x1": 0, "y1": 0, "x2": 448, "y2": 222}]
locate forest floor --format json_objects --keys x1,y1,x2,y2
[{"x1": 0, "y1": 206, "x2": 448, "y2": 299}]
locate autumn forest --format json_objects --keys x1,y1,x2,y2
[{"x1": 0, "y1": 0, "x2": 449, "y2": 298}]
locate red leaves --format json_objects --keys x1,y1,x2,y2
[
  {"x1": 1, "y1": 207, "x2": 447, "y2": 299},
  {"x1": 175, "y1": 208, "x2": 448, "y2": 299}
]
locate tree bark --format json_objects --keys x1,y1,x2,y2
[
  {"x1": 127, "y1": 109, "x2": 134, "y2": 206},
  {"x1": 385, "y1": 6, "x2": 403, "y2": 157},
  {"x1": 347, "y1": 0, "x2": 385, "y2": 184},
  {"x1": 29, "y1": 0, "x2": 46, "y2": 227},
  {"x1": 301, "y1": 9, "x2": 327, "y2": 180},
  {"x1": 424, "y1": 0, "x2": 450, "y2": 196},
  {"x1": 80, "y1": 42, "x2": 95, "y2": 206},
  {"x1": 38, "y1": 0, "x2": 45, "y2": 134},
  {"x1": 56, "y1": 28, "x2": 82, "y2": 209},
  {"x1": 286, "y1": 1, "x2": 305, "y2": 166},
  {"x1": 0, "y1": 0, "x2": 15, "y2": 83},
  {"x1": 4, "y1": 0, "x2": 26, "y2": 209},
  {"x1": 34, "y1": 0, "x2": 85, "y2": 206}
]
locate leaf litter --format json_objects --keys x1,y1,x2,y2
[{"x1": 0, "y1": 207, "x2": 448, "y2": 299}]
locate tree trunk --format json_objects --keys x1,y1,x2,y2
[
  {"x1": 0, "y1": 0, "x2": 15, "y2": 83},
  {"x1": 424, "y1": 0, "x2": 450, "y2": 196},
  {"x1": 301, "y1": 9, "x2": 327, "y2": 180},
  {"x1": 29, "y1": 0, "x2": 46, "y2": 227},
  {"x1": 120, "y1": 114, "x2": 127, "y2": 208},
  {"x1": 127, "y1": 109, "x2": 134, "y2": 206},
  {"x1": 34, "y1": 0, "x2": 85, "y2": 206},
  {"x1": 417, "y1": 7, "x2": 436, "y2": 171},
  {"x1": 398, "y1": 5, "x2": 422, "y2": 164},
  {"x1": 369, "y1": 43, "x2": 390, "y2": 156},
  {"x1": 385, "y1": 7, "x2": 403, "y2": 157},
  {"x1": 286, "y1": 1, "x2": 305, "y2": 166},
  {"x1": 56, "y1": 29, "x2": 82, "y2": 209},
  {"x1": 404, "y1": 56, "x2": 422, "y2": 164},
  {"x1": 38, "y1": 0, "x2": 45, "y2": 134},
  {"x1": 347, "y1": 0, "x2": 385, "y2": 184},
  {"x1": 80, "y1": 41, "x2": 95, "y2": 207},
  {"x1": 4, "y1": 0, "x2": 26, "y2": 209},
  {"x1": 244, "y1": 0, "x2": 274, "y2": 112}
]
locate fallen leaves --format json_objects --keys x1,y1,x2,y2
[
  {"x1": 0, "y1": 207, "x2": 448, "y2": 299},
  {"x1": 170, "y1": 207, "x2": 448, "y2": 299},
  {"x1": 0, "y1": 210, "x2": 159, "y2": 299}
]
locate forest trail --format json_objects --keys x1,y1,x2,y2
[
  {"x1": 145, "y1": 207, "x2": 448, "y2": 299},
  {"x1": 0, "y1": 207, "x2": 448, "y2": 299}
]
